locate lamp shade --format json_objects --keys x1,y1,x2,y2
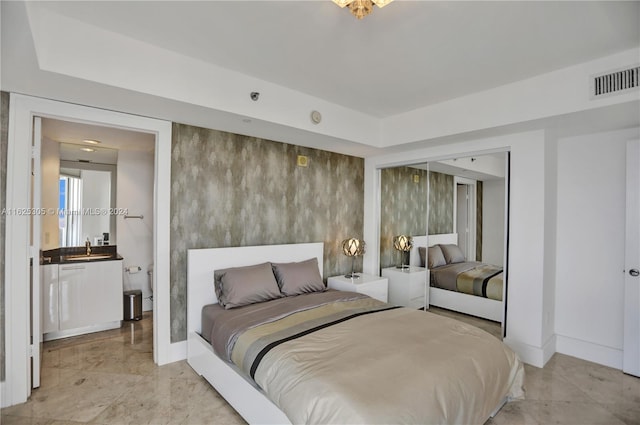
[
  {"x1": 393, "y1": 235, "x2": 413, "y2": 252},
  {"x1": 342, "y1": 238, "x2": 365, "y2": 257}
]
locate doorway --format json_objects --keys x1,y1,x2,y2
[
  {"x1": 41, "y1": 118, "x2": 156, "y2": 310},
  {"x1": 4, "y1": 94, "x2": 172, "y2": 407},
  {"x1": 454, "y1": 177, "x2": 477, "y2": 262},
  {"x1": 36, "y1": 118, "x2": 156, "y2": 387}
]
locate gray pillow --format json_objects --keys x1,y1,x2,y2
[
  {"x1": 427, "y1": 245, "x2": 447, "y2": 268},
  {"x1": 418, "y1": 247, "x2": 427, "y2": 268},
  {"x1": 439, "y1": 244, "x2": 466, "y2": 264},
  {"x1": 214, "y1": 262, "x2": 282, "y2": 309},
  {"x1": 271, "y1": 258, "x2": 325, "y2": 296}
]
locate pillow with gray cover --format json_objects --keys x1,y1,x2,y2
[
  {"x1": 427, "y1": 245, "x2": 447, "y2": 268},
  {"x1": 214, "y1": 262, "x2": 282, "y2": 309},
  {"x1": 271, "y1": 258, "x2": 325, "y2": 296},
  {"x1": 418, "y1": 247, "x2": 427, "y2": 268},
  {"x1": 439, "y1": 244, "x2": 466, "y2": 264}
]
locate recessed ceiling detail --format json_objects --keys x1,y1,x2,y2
[{"x1": 23, "y1": 2, "x2": 640, "y2": 118}]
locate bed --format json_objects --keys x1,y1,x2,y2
[
  {"x1": 187, "y1": 242, "x2": 523, "y2": 424},
  {"x1": 420, "y1": 234, "x2": 504, "y2": 322}
]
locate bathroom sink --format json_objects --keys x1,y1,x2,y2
[{"x1": 62, "y1": 254, "x2": 114, "y2": 261}]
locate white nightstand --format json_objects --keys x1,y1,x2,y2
[
  {"x1": 382, "y1": 266, "x2": 429, "y2": 309},
  {"x1": 327, "y1": 274, "x2": 389, "y2": 303}
]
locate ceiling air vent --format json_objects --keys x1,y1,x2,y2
[{"x1": 592, "y1": 65, "x2": 639, "y2": 98}]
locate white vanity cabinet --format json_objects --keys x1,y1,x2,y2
[
  {"x1": 58, "y1": 263, "x2": 87, "y2": 330},
  {"x1": 41, "y1": 264, "x2": 60, "y2": 334},
  {"x1": 43, "y1": 259, "x2": 123, "y2": 340}
]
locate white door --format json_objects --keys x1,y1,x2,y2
[
  {"x1": 30, "y1": 117, "x2": 42, "y2": 389},
  {"x1": 457, "y1": 184, "x2": 469, "y2": 256},
  {"x1": 454, "y1": 177, "x2": 476, "y2": 262},
  {"x1": 624, "y1": 139, "x2": 640, "y2": 377}
]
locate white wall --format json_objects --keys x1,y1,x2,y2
[
  {"x1": 481, "y1": 179, "x2": 505, "y2": 266},
  {"x1": 542, "y1": 134, "x2": 558, "y2": 348},
  {"x1": 116, "y1": 150, "x2": 154, "y2": 311},
  {"x1": 555, "y1": 127, "x2": 640, "y2": 368},
  {"x1": 81, "y1": 169, "x2": 111, "y2": 244},
  {"x1": 40, "y1": 137, "x2": 59, "y2": 250},
  {"x1": 504, "y1": 132, "x2": 549, "y2": 365}
]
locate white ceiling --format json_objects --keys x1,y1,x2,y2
[
  {"x1": 42, "y1": 118, "x2": 155, "y2": 164},
  {"x1": 34, "y1": 1, "x2": 640, "y2": 118}
]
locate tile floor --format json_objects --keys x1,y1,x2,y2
[{"x1": 2, "y1": 309, "x2": 639, "y2": 425}]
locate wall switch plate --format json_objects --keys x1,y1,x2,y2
[{"x1": 413, "y1": 174, "x2": 420, "y2": 183}]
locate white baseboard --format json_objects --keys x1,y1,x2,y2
[
  {"x1": 503, "y1": 337, "x2": 547, "y2": 367},
  {"x1": 168, "y1": 340, "x2": 188, "y2": 363},
  {"x1": 555, "y1": 334, "x2": 623, "y2": 369},
  {"x1": 0, "y1": 380, "x2": 7, "y2": 408},
  {"x1": 542, "y1": 334, "x2": 557, "y2": 365},
  {"x1": 503, "y1": 336, "x2": 561, "y2": 368}
]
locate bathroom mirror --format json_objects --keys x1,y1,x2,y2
[
  {"x1": 41, "y1": 139, "x2": 118, "y2": 249},
  {"x1": 58, "y1": 160, "x2": 117, "y2": 247}
]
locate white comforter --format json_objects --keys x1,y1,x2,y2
[{"x1": 249, "y1": 302, "x2": 524, "y2": 424}]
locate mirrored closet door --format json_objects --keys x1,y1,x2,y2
[{"x1": 378, "y1": 153, "x2": 509, "y2": 333}]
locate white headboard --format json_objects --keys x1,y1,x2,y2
[
  {"x1": 409, "y1": 233, "x2": 458, "y2": 266},
  {"x1": 409, "y1": 235, "x2": 429, "y2": 266},
  {"x1": 427, "y1": 233, "x2": 458, "y2": 247},
  {"x1": 187, "y1": 242, "x2": 324, "y2": 335}
]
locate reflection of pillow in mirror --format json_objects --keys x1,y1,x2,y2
[
  {"x1": 272, "y1": 258, "x2": 325, "y2": 296},
  {"x1": 439, "y1": 244, "x2": 465, "y2": 264},
  {"x1": 427, "y1": 246, "x2": 447, "y2": 268},
  {"x1": 214, "y1": 262, "x2": 282, "y2": 309},
  {"x1": 418, "y1": 247, "x2": 427, "y2": 268}
]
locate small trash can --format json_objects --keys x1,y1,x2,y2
[{"x1": 123, "y1": 290, "x2": 142, "y2": 321}]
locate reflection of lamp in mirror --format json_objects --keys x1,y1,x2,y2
[
  {"x1": 393, "y1": 235, "x2": 413, "y2": 269},
  {"x1": 342, "y1": 238, "x2": 365, "y2": 279}
]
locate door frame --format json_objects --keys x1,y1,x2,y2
[
  {"x1": 3, "y1": 94, "x2": 172, "y2": 407},
  {"x1": 31, "y1": 117, "x2": 42, "y2": 390},
  {"x1": 453, "y1": 176, "x2": 477, "y2": 262},
  {"x1": 623, "y1": 139, "x2": 640, "y2": 376}
]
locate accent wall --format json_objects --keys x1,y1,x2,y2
[
  {"x1": 379, "y1": 166, "x2": 429, "y2": 269},
  {"x1": 169, "y1": 123, "x2": 364, "y2": 342}
]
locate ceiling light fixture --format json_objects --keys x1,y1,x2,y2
[
  {"x1": 332, "y1": 0, "x2": 394, "y2": 19},
  {"x1": 80, "y1": 147, "x2": 95, "y2": 152},
  {"x1": 83, "y1": 139, "x2": 101, "y2": 145}
]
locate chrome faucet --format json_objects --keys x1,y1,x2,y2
[{"x1": 85, "y1": 238, "x2": 91, "y2": 256}]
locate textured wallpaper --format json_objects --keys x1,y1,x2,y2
[
  {"x1": 0, "y1": 92, "x2": 8, "y2": 381},
  {"x1": 170, "y1": 123, "x2": 364, "y2": 342},
  {"x1": 380, "y1": 167, "x2": 455, "y2": 269},
  {"x1": 379, "y1": 167, "x2": 429, "y2": 269},
  {"x1": 428, "y1": 170, "x2": 454, "y2": 235}
]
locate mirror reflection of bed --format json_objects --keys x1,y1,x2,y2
[
  {"x1": 417, "y1": 233, "x2": 504, "y2": 323},
  {"x1": 380, "y1": 152, "x2": 508, "y2": 330}
]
